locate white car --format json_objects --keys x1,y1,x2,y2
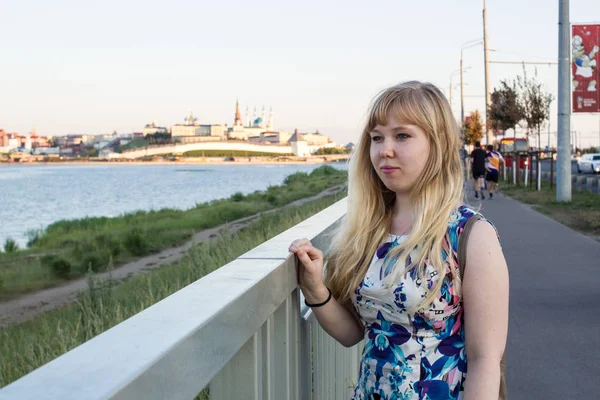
[{"x1": 577, "y1": 153, "x2": 600, "y2": 174}]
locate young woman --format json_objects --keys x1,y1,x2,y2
[{"x1": 290, "y1": 81, "x2": 509, "y2": 400}]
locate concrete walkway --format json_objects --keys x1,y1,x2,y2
[{"x1": 466, "y1": 190, "x2": 600, "y2": 399}]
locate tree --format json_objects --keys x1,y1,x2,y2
[
  {"x1": 517, "y1": 68, "x2": 553, "y2": 150},
  {"x1": 489, "y1": 80, "x2": 524, "y2": 141},
  {"x1": 463, "y1": 110, "x2": 484, "y2": 145}
]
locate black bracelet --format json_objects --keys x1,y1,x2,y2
[{"x1": 305, "y1": 287, "x2": 332, "y2": 308}]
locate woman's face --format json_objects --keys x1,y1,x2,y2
[{"x1": 369, "y1": 113, "x2": 431, "y2": 194}]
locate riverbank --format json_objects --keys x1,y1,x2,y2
[
  {"x1": 0, "y1": 166, "x2": 347, "y2": 299},
  {"x1": 0, "y1": 187, "x2": 345, "y2": 391}
]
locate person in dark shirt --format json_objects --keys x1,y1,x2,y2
[{"x1": 471, "y1": 141, "x2": 487, "y2": 199}]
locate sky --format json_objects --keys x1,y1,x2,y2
[{"x1": 1, "y1": 0, "x2": 599, "y2": 148}]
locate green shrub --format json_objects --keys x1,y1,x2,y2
[
  {"x1": 40, "y1": 255, "x2": 72, "y2": 279},
  {"x1": 95, "y1": 234, "x2": 122, "y2": 257},
  {"x1": 231, "y1": 192, "x2": 244, "y2": 202},
  {"x1": 80, "y1": 251, "x2": 110, "y2": 273},
  {"x1": 267, "y1": 195, "x2": 277, "y2": 205},
  {"x1": 310, "y1": 165, "x2": 337, "y2": 176},
  {"x1": 51, "y1": 259, "x2": 72, "y2": 278},
  {"x1": 124, "y1": 228, "x2": 149, "y2": 256},
  {"x1": 283, "y1": 172, "x2": 309, "y2": 185},
  {"x1": 3, "y1": 238, "x2": 19, "y2": 253}
]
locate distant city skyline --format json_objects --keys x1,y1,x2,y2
[{"x1": 1, "y1": 0, "x2": 599, "y2": 147}]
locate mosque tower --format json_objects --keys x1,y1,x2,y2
[
  {"x1": 245, "y1": 106, "x2": 250, "y2": 127},
  {"x1": 260, "y1": 105, "x2": 266, "y2": 129},
  {"x1": 234, "y1": 99, "x2": 243, "y2": 127},
  {"x1": 267, "y1": 107, "x2": 274, "y2": 131}
]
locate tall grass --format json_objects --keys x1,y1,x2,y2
[
  {"x1": 0, "y1": 191, "x2": 345, "y2": 396},
  {"x1": 0, "y1": 166, "x2": 346, "y2": 298}
]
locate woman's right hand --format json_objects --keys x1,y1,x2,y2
[{"x1": 289, "y1": 238, "x2": 329, "y2": 304}]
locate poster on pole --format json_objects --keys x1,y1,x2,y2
[{"x1": 572, "y1": 24, "x2": 600, "y2": 113}]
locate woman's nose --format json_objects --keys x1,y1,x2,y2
[{"x1": 380, "y1": 140, "x2": 394, "y2": 158}]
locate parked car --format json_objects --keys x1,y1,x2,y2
[{"x1": 577, "y1": 153, "x2": 600, "y2": 173}]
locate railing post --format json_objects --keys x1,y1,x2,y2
[
  {"x1": 211, "y1": 332, "x2": 263, "y2": 400},
  {"x1": 550, "y1": 152, "x2": 554, "y2": 189},
  {"x1": 537, "y1": 156, "x2": 542, "y2": 191},
  {"x1": 300, "y1": 309, "x2": 313, "y2": 400}
]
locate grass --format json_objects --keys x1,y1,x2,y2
[
  {"x1": 0, "y1": 190, "x2": 346, "y2": 396},
  {"x1": 182, "y1": 150, "x2": 294, "y2": 157},
  {"x1": 0, "y1": 166, "x2": 346, "y2": 299},
  {"x1": 500, "y1": 181, "x2": 600, "y2": 239}
]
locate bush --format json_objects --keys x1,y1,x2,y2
[
  {"x1": 80, "y1": 251, "x2": 110, "y2": 273},
  {"x1": 231, "y1": 192, "x2": 245, "y2": 202},
  {"x1": 124, "y1": 228, "x2": 149, "y2": 256},
  {"x1": 40, "y1": 255, "x2": 72, "y2": 279},
  {"x1": 3, "y1": 238, "x2": 19, "y2": 253},
  {"x1": 283, "y1": 172, "x2": 309, "y2": 185},
  {"x1": 267, "y1": 194, "x2": 277, "y2": 205},
  {"x1": 26, "y1": 229, "x2": 42, "y2": 247},
  {"x1": 51, "y1": 259, "x2": 72, "y2": 279},
  {"x1": 95, "y1": 234, "x2": 122, "y2": 257},
  {"x1": 310, "y1": 165, "x2": 337, "y2": 176}
]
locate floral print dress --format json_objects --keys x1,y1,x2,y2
[{"x1": 351, "y1": 206, "x2": 489, "y2": 400}]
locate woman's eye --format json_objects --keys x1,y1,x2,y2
[
  {"x1": 396, "y1": 133, "x2": 409, "y2": 140},
  {"x1": 371, "y1": 136, "x2": 382, "y2": 142}
]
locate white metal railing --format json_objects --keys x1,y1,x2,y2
[{"x1": 0, "y1": 198, "x2": 362, "y2": 400}]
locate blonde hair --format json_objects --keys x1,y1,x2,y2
[{"x1": 325, "y1": 81, "x2": 464, "y2": 309}]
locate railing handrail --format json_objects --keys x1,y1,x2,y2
[{"x1": 0, "y1": 199, "x2": 347, "y2": 400}]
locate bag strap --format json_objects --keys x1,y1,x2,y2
[
  {"x1": 456, "y1": 213, "x2": 507, "y2": 400},
  {"x1": 457, "y1": 214, "x2": 483, "y2": 279}
]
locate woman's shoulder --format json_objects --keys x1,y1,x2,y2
[{"x1": 454, "y1": 205, "x2": 500, "y2": 242}]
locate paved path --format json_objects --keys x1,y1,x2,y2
[{"x1": 466, "y1": 191, "x2": 600, "y2": 399}]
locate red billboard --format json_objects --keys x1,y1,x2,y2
[{"x1": 572, "y1": 24, "x2": 600, "y2": 113}]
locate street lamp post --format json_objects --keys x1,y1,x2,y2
[
  {"x1": 460, "y1": 39, "x2": 483, "y2": 129},
  {"x1": 449, "y1": 69, "x2": 462, "y2": 116},
  {"x1": 483, "y1": 0, "x2": 492, "y2": 146}
]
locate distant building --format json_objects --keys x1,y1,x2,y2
[
  {"x1": 227, "y1": 101, "x2": 275, "y2": 140},
  {"x1": 301, "y1": 129, "x2": 330, "y2": 146},
  {"x1": 66, "y1": 135, "x2": 84, "y2": 146},
  {"x1": 248, "y1": 131, "x2": 292, "y2": 144},
  {"x1": 171, "y1": 112, "x2": 226, "y2": 143},
  {"x1": 93, "y1": 139, "x2": 112, "y2": 150},
  {"x1": 289, "y1": 129, "x2": 310, "y2": 157},
  {"x1": 0, "y1": 129, "x2": 8, "y2": 147},
  {"x1": 32, "y1": 147, "x2": 60, "y2": 155},
  {"x1": 143, "y1": 121, "x2": 168, "y2": 136}
]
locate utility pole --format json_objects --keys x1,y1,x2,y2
[
  {"x1": 460, "y1": 57, "x2": 465, "y2": 128},
  {"x1": 460, "y1": 39, "x2": 481, "y2": 132},
  {"x1": 483, "y1": 0, "x2": 492, "y2": 146},
  {"x1": 557, "y1": 0, "x2": 571, "y2": 202}
]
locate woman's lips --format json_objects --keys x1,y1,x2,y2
[{"x1": 381, "y1": 166, "x2": 398, "y2": 174}]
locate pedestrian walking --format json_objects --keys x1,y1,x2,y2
[
  {"x1": 485, "y1": 145, "x2": 504, "y2": 199},
  {"x1": 471, "y1": 142, "x2": 487, "y2": 199}
]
